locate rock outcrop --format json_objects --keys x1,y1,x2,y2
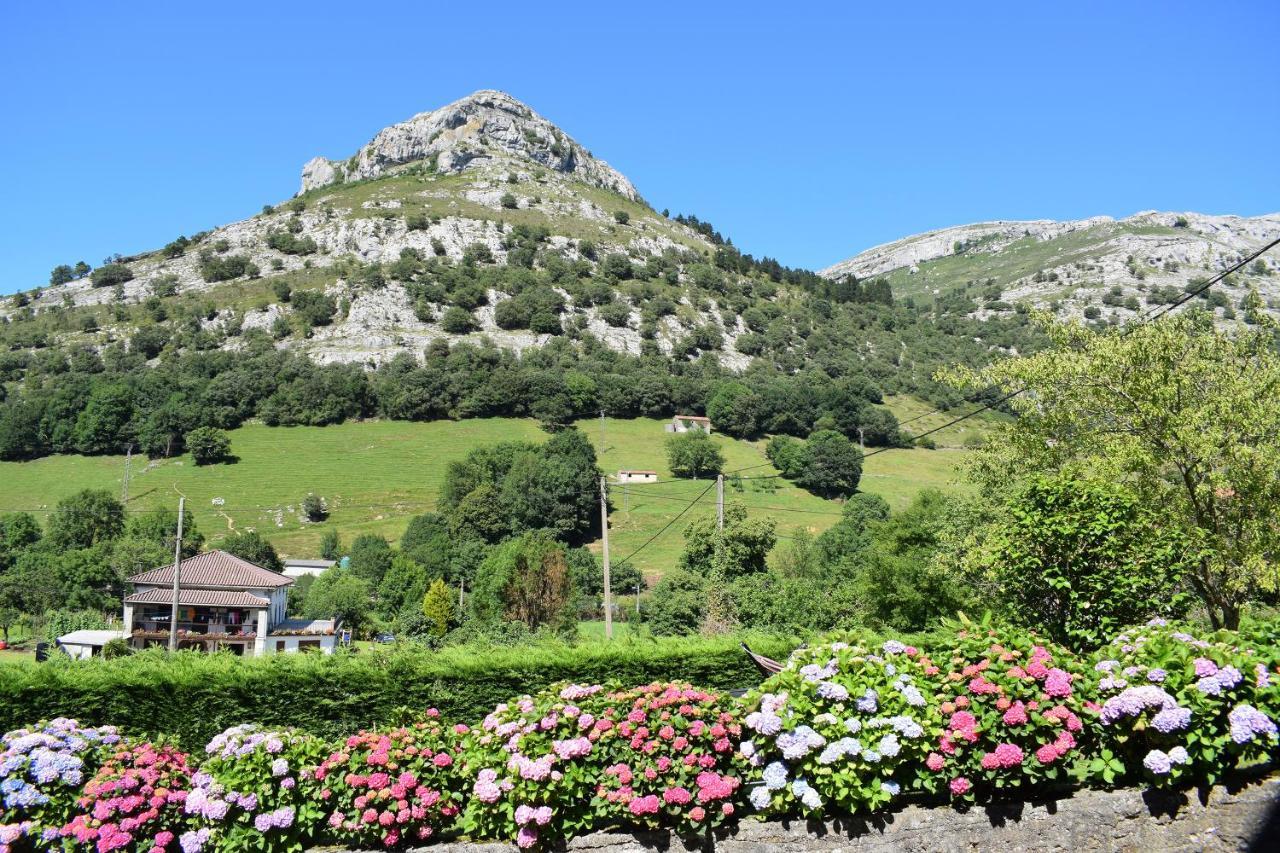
[{"x1": 298, "y1": 90, "x2": 638, "y2": 200}]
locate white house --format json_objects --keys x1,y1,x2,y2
[
  {"x1": 616, "y1": 469, "x2": 658, "y2": 484},
  {"x1": 665, "y1": 414, "x2": 712, "y2": 434},
  {"x1": 55, "y1": 629, "x2": 127, "y2": 660},
  {"x1": 123, "y1": 550, "x2": 338, "y2": 657},
  {"x1": 282, "y1": 558, "x2": 336, "y2": 579}
]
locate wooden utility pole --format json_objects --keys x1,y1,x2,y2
[
  {"x1": 458, "y1": 578, "x2": 465, "y2": 612},
  {"x1": 600, "y1": 476, "x2": 613, "y2": 640},
  {"x1": 121, "y1": 444, "x2": 133, "y2": 505},
  {"x1": 167, "y1": 497, "x2": 185, "y2": 653},
  {"x1": 716, "y1": 474, "x2": 725, "y2": 530}
]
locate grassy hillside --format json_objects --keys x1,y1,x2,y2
[{"x1": 0, "y1": 416, "x2": 969, "y2": 575}]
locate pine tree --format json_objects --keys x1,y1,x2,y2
[{"x1": 422, "y1": 578, "x2": 454, "y2": 638}]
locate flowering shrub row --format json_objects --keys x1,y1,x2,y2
[{"x1": 2, "y1": 622, "x2": 1277, "y2": 851}]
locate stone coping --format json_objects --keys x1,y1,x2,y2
[{"x1": 315, "y1": 775, "x2": 1280, "y2": 852}]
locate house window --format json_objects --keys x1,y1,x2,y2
[
  {"x1": 297, "y1": 640, "x2": 321, "y2": 653},
  {"x1": 275, "y1": 640, "x2": 287, "y2": 653}
]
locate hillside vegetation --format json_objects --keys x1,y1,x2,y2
[{"x1": 0, "y1": 414, "x2": 973, "y2": 575}]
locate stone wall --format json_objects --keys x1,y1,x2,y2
[{"x1": 322, "y1": 776, "x2": 1280, "y2": 852}]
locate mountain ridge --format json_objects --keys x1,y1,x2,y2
[{"x1": 822, "y1": 211, "x2": 1280, "y2": 323}]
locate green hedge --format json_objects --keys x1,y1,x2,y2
[{"x1": 0, "y1": 634, "x2": 797, "y2": 749}]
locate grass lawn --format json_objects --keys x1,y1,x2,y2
[{"x1": 0, "y1": 415, "x2": 967, "y2": 576}]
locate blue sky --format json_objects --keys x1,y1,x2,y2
[{"x1": 1, "y1": 1, "x2": 1277, "y2": 292}]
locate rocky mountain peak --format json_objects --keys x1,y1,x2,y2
[{"x1": 300, "y1": 90, "x2": 638, "y2": 200}]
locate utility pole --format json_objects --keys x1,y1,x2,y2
[
  {"x1": 121, "y1": 444, "x2": 133, "y2": 505},
  {"x1": 599, "y1": 410, "x2": 607, "y2": 453},
  {"x1": 600, "y1": 476, "x2": 613, "y2": 640},
  {"x1": 716, "y1": 474, "x2": 725, "y2": 530},
  {"x1": 168, "y1": 497, "x2": 185, "y2": 653},
  {"x1": 458, "y1": 578, "x2": 465, "y2": 612},
  {"x1": 635, "y1": 581, "x2": 640, "y2": 616}
]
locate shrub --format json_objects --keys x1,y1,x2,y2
[
  {"x1": 0, "y1": 639, "x2": 795, "y2": 750},
  {"x1": 1090, "y1": 620, "x2": 1279, "y2": 788},
  {"x1": 199, "y1": 253, "x2": 258, "y2": 283},
  {"x1": 0, "y1": 719, "x2": 125, "y2": 849},
  {"x1": 188, "y1": 725, "x2": 330, "y2": 852},
  {"x1": 317, "y1": 715, "x2": 465, "y2": 848},
  {"x1": 439, "y1": 307, "x2": 477, "y2": 334},
  {"x1": 302, "y1": 494, "x2": 327, "y2": 522},
  {"x1": 742, "y1": 640, "x2": 935, "y2": 816},
  {"x1": 612, "y1": 211, "x2": 630, "y2": 225},
  {"x1": 265, "y1": 229, "x2": 318, "y2": 256},
  {"x1": 923, "y1": 620, "x2": 1091, "y2": 802},
  {"x1": 499, "y1": 193, "x2": 518, "y2": 210},
  {"x1": 59, "y1": 742, "x2": 191, "y2": 852},
  {"x1": 186, "y1": 427, "x2": 232, "y2": 465},
  {"x1": 90, "y1": 264, "x2": 134, "y2": 288}
]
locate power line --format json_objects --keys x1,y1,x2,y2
[{"x1": 612, "y1": 479, "x2": 716, "y2": 567}]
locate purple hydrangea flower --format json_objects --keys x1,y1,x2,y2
[
  {"x1": 1150, "y1": 706, "x2": 1192, "y2": 734},
  {"x1": 1228, "y1": 705, "x2": 1278, "y2": 744},
  {"x1": 1143, "y1": 749, "x2": 1173, "y2": 775}
]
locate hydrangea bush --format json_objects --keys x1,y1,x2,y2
[
  {"x1": 740, "y1": 640, "x2": 936, "y2": 816},
  {"x1": 589, "y1": 682, "x2": 743, "y2": 834},
  {"x1": 458, "y1": 684, "x2": 611, "y2": 849},
  {"x1": 315, "y1": 712, "x2": 465, "y2": 849},
  {"x1": 0, "y1": 718, "x2": 124, "y2": 853},
  {"x1": 925, "y1": 624, "x2": 1092, "y2": 801},
  {"x1": 1090, "y1": 619, "x2": 1280, "y2": 787},
  {"x1": 185, "y1": 725, "x2": 330, "y2": 853},
  {"x1": 59, "y1": 742, "x2": 192, "y2": 852}
]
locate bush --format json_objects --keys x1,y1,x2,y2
[
  {"x1": 302, "y1": 494, "x2": 327, "y2": 522},
  {"x1": 0, "y1": 638, "x2": 796, "y2": 750},
  {"x1": 89, "y1": 263, "x2": 134, "y2": 288},
  {"x1": 199, "y1": 252, "x2": 259, "y2": 283},
  {"x1": 265, "y1": 229, "x2": 318, "y2": 256},
  {"x1": 187, "y1": 427, "x2": 232, "y2": 465},
  {"x1": 189, "y1": 725, "x2": 330, "y2": 852},
  {"x1": 318, "y1": 716, "x2": 464, "y2": 848},
  {"x1": 500, "y1": 192, "x2": 518, "y2": 210},
  {"x1": 439, "y1": 306, "x2": 477, "y2": 334},
  {"x1": 0, "y1": 719, "x2": 124, "y2": 848},
  {"x1": 743, "y1": 639, "x2": 935, "y2": 815},
  {"x1": 1090, "y1": 620, "x2": 1279, "y2": 787},
  {"x1": 612, "y1": 210, "x2": 630, "y2": 225},
  {"x1": 61, "y1": 742, "x2": 192, "y2": 851}
]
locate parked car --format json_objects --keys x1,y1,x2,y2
[{"x1": 374, "y1": 632, "x2": 396, "y2": 644}]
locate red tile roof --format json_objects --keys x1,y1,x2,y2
[
  {"x1": 128, "y1": 550, "x2": 293, "y2": 589},
  {"x1": 125, "y1": 588, "x2": 270, "y2": 608}
]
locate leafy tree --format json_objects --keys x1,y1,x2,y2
[
  {"x1": 665, "y1": 431, "x2": 724, "y2": 479},
  {"x1": 421, "y1": 577, "x2": 455, "y2": 637},
  {"x1": 304, "y1": 568, "x2": 371, "y2": 634},
  {"x1": 90, "y1": 263, "x2": 134, "y2": 288},
  {"x1": 966, "y1": 476, "x2": 1194, "y2": 649},
  {"x1": 401, "y1": 513, "x2": 449, "y2": 557},
  {"x1": 449, "y1": 483, "x2": 510, "y2": 543},
  {"x1": 0, "y1": 512, "x2": 42, "y2": 570},
  {"x1": 679, "y1": 503, "x2": 777, "y2": 580},
  {"x1": 500, "y1": 192, "x2": 518, "y2": 209},
  {"x1": 47, "y1": 489, "x2": 124, "y2": 550},
  {"x1": 644, "y1": 570, "x2": 706, "y2": 636},
  {"x1": 73, "y1": 383, "x2": 134, "y2": 455},
  {"x1": 792, "y1": 430, "x2": 863, "y2": 497},
  {"x1": 377, "y1": 553, "x2": 431, "y2": 616},
  {"x1": 348, "y1": 534, "x2": 394, "y2": 585},
  {"x1": 219, "y1": 530, "x2": 282, "y2": 572},
  {"x1": 471, "y1": 532, "x2": 575, "y2": 632},
  {"x1": 125, "y1": 507, "x2": 204, "y2": 558},
  {"x1": 568, "y1": 548, "x2": 642, "y2": 600},
  {"x1": 319, "y1": 529, "x2": 341, "y2": 561},
  {"x1": 50, "y1": 264, "x2": 75, "y2": 286},
  {"x1": 706, "y1": 383, "x2": 761, "y2": 437},
  {"x1": 945, "y1": 314, "x2": 1280, "y2": 629},
  {"x1": 612, "y1": 210, "x2": 630, "y2": 225},
  {"x1": 186, "y1": 427, "x2": 232, "y2": 465}
]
